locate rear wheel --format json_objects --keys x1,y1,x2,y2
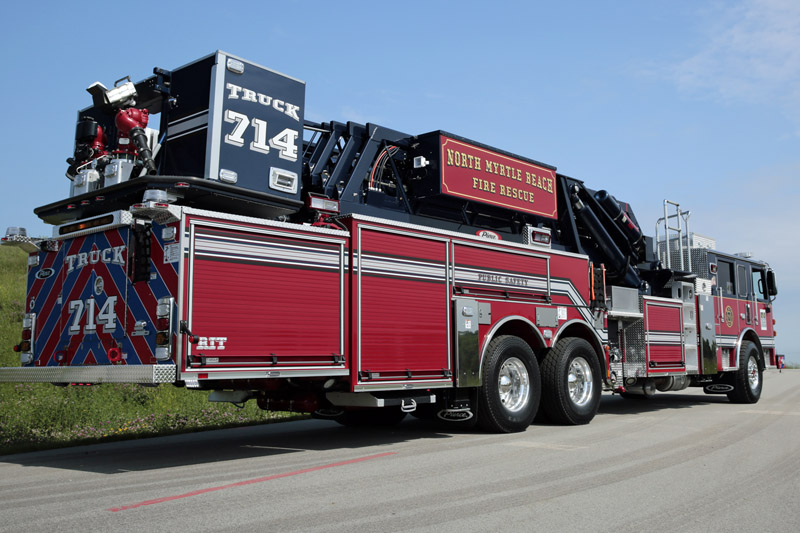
[
  {"x1": 541, "y1": 338, "x2": 602, "y2": 425},
  {"x1": 727, "y1": 341, "x2": 763, "y2": 404},
  {"x1": 477, "y1": 335, "x2": 540, "y2": 433}
]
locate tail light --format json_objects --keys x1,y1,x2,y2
[
  {"x1": 531, "y1": 229, "x2": 551, "y2": 246},
  {"x1": 132, "y1": 202, "x2": 171, "y2": 209},
  {"x1": 524, "y1": 225, "x2": 552, "y2": 248},
  {"x1": 19, "y1": 313, "x2": 36, "y2": 365},
  {"x1": 155, "y1": 297, "x2": 173, "y2": 361},
  {"x1": 307, "y1": 195, "x2": 340, "y2": 213},
  {"x1": 107, "y1": 347, "x2": 123, "y2": 363}
]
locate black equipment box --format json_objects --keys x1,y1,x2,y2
[
  {"x1": 163, "y1": 51, "x2": 305, "y2": 207},
  {"x1": 62, "y1": 51, "x2": 305, "y2": 218}
]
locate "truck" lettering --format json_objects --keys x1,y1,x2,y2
[
  {"x1": 65, "y1": 246, "x2": 126, "y2": 273},
  {"x1": 225, "y1": 82, "x2": 301, "y2": 122}
]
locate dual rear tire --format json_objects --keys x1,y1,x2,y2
[
  {"x1": 336, "y1": 335, "x2": 603, "y2": 432},
  {"x1": 477, "y1": 335, "x2": 602, "y2": 432},
  {"x1": 477, "y1": 336, "x2": 541, "y2": 433},
  {"x1": 540, "y1": 338, "x2": 602, "y2": 425}
]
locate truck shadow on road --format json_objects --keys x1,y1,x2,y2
[
  {"x1": 595, "y1": 391, "x2": 730, "y2": 417},
  {"x1": 1, "y1": 418, "x2": 456, "y2": 475},
  {"x1": 2, "y1": 392, "x2": 734, "y2": 474}
]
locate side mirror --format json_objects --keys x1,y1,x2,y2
[{"x1": 766, "y1": 269, "x2": 778, "y2": 297}]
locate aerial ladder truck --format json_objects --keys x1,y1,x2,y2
[{"x1": 1, "y1": 51, "x2": 779, "y2": 432}]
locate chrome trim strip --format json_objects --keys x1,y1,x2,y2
[
  {"x1": 181, "y1": 368, "x2": 349, "y2": 380},
  {"x1": 327, "y1": 392, "x2": 436, "y2": 407},
  {"x1": 353, "y1": 380, "x2": 453, "y2": 392},
  {"x1": 175, "y1": 214, "x2": 187, "y2": 379}
]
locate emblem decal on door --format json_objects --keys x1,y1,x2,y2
[{"x1": 725, "y1": 305, "x2": 734, "y2": 328}]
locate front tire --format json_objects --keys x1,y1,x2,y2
[
  {"x1": 541, "y1": 338, "x2": 602, "y2": 425},
  {"x1": 727, "y1": 341, "x2": 763, "y2": 404},
  {"x1": 477, "y1": 336, "x2": 540, "y2": 433}
]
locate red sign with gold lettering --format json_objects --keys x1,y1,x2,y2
[{"x1": 439, "y1": 135, "x2": 558, "y2": 219}]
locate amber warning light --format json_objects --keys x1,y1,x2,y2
[{"x1": 59, "y1": 215, "x2": 115, "y2": 236}]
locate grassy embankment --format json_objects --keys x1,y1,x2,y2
[{"x1": 0, "y1": 246, "x2": 301, "y2": 456}]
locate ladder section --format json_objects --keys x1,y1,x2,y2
[{"x1": 656, "y1": 199, "x2": 692, "y2": 271}]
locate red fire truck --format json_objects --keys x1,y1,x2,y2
[{"x1": 1, "y1": 52, "x2": 779, "y2": 432}]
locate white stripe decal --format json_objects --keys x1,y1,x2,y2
[
  {"x1": 361, "y1": 254, "x2": 446, "y2": 282},
  {"x1": 167, "y1": 112, "x2": 209, "y2": 138},
  {"x1": 194, "y1": 235, "x2": 341, "y2": 270},
  {"x1": 647, "y1": 332, "x2": 684, "y2": 344},
  {"x1": 454, "y1": 265, "x2": 548, "y2": 292}
]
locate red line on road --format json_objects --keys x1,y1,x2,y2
[{"x1": 107, "y1": 451, "x2": 396, "y2": 512}]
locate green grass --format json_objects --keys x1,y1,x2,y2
[
  {"x1": 0, "y1": 247, "x2": 301, "y2": 456},
  {"x1": 0, "y1": 245, "x2": 27, "y2": 365},
  {"x1": 0, "y1": 382, "x2": 305, "y2": 455}
]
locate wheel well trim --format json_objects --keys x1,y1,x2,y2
[
  {"x1": 736, "y1": 328, "x2": 764, "y2": 370},
  {"x1": 551, "y1": 319, "x2": 606, "y2": 372},
  {"x1": 477, "y1": 315, "x2": 546, "y2": 383},
  {"x1": 551, "y1": 319, "x2": 605, "y2": 352}
]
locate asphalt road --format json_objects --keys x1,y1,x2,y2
[{"x1": 2, "y1": 370, "x2": 799, "y2": 532}]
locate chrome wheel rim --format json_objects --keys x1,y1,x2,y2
[
  {"x1": 498, "y1": 357, "x2": 530, "y2": 413},
  {"x1": 568, "y1": 356, "x2": 593, "y2": 407},
  {"x1": 747, "y1": 356, "x2": 760, "y2": 391}
]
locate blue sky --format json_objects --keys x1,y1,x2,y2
[{"x1": 2, "y1": 0, "x2": 798, "y2": 362}]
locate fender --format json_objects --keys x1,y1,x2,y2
[
  {"x1": 471, "y1": 315, "x2": 547, "y2": 386},
  {"x1": 551, "y1": 318, "x2": 607, "y2": 381},
  {"x1": 735, "y1": 327, "x2": 764, "y2": 369},
  {"x1": 551, "y1": 318, "x2": 605, "y2": 355}
]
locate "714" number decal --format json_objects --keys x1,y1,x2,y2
[
  {"x1": 67, "y1": 297, "x2": 118, "y2": 335},
  {"x1": 223, "y1": 110, "x2": 299, "y2": 162}
]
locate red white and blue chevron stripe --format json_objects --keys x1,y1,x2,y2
[{"x1": 26, "y1": 223, "x2": 179, "y2": 367}]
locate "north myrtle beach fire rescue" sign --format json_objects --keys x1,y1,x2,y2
[{"x1": 438, "y1": 135, "x2": 558, "y2": 219}]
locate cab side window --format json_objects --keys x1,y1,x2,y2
[
  {"x1": 718, "y1": 260, "x2": 735, "y2": 297},
  {"x1": 752, "y1": 269, "x2": 767, "y2": 301},
  {"x1": 737, "y1": 265, "x2": 749, "y2": 298}
]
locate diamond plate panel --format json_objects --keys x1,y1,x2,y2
[
  {"x1": 0, "y1": 365, "x2": 176, "y2": 384},
  {"x1": 620, "y1": 296, "x2": 647, "y2": 378}
]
